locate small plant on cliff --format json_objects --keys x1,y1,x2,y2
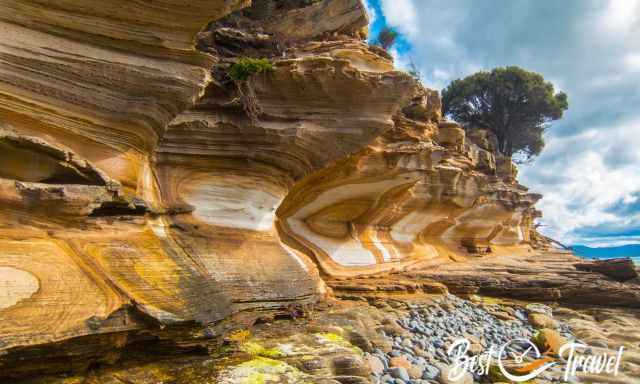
[
  {"x1": 408, "y1": 57, "x2": 421, "y2": 80},
  {"x1": 228, "y1": 57, "x2": 273, "y2": 81},
  {"x1": 442, "y1": 66, "x2": 568, "y2": 162}
]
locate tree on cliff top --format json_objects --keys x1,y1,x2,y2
[{"x1": 442, "y1": 66, "x2": 568, "y2": 161}]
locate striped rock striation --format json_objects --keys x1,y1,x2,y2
[
  {"x1": 278, "y1": 111, "x2": 541, "y2": 277},
  {"x1": 0, "y1": 0, "x2": 543, "y2": 379}
]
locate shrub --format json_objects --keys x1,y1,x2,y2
[
  {"x1": 375, "y1": 27, "x2": 398, "y2": 51},
  {"x1": 228, "y1": 57, "x2": 273, "y2": 81}
]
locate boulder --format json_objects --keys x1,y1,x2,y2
[
  {"x1": 528, "y1": 313, "x2": 559, "y2": 329},
  {"x1": 539, "y1": 328, "x2": 568, "y2": 356}
]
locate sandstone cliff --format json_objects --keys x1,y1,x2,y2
[{"x1": 0, "y1": 0, "x2": 630, "y2": 380}]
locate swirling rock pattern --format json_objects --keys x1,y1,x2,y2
[
  {"x1": 0, "y1": 0, "x2": 559, "y2": 379},
  {"x1": 278, "y1": 107, "x2": 541, "y2": 276}
]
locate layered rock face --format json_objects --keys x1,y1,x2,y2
[
  {"x1": 278, "y1": 108, "x2": 541, "y2": 276},
  {"x1": 0, "y1": 0, "x2": 249, "y2": 376},
  {"x1": 0, "y1": 0, "x2": 544, "y2": 378}
]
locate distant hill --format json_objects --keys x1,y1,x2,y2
[{"x1": 572, "y1": 244, "x2": 640, "y2": 259}]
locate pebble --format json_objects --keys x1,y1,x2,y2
[
  {"x1": 389, "y1": 367, "x2": 411, "y2": 381},
  {"x1": 421, "y1": 364, "x2": 439, "y2": 380},
  {"x1": 381, "y1": 374, "x2": 393, "y2": 383},
  {"x1": 438, "y1": 364, "x2": 473, "y2": 384},
  {"x1": 389, "y1": 356, "x2": 411, "y2": 369},
  {"x1": 408, "y1": 364, "x2": 424, "y2": 379},
  {"x1": 366, "y1": 354, "x2": 385, "y2": 375},
  {"x1": 370, "y1": 294, "x2": 575, "y2": 383}
]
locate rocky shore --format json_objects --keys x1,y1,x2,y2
[
  {"x1": 14, "y1": 293, "x2": 638, "y2": 383},
  {"x1": 365, "y1": 295, "x2": 639, "y2": 384},
  {"x1": 369, "y1": 295, "x2": 569, "y2": 383}
]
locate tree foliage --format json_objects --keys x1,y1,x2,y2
[
  {"x1": 442, "y1": 66, "x2": 568, "y2": 161},
  {"x1": 375, "y1": 27, "x2": 397, "y2": 51}
]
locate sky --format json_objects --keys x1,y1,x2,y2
[{"x1": 363, "y1": 0, "x2": 640, "y2": 247}]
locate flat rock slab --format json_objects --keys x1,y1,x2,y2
[{"x1": 575, "y1": 257, "x2": 638, "y2": 282}]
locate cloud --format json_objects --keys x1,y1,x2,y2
[
  {"x1": 597, "y1": 0, "x2": 640, "y2": 34},
  {"x1": 388, "y1": 46, "x2": 410, "y2": 71},
  {"x1": 379, "y1": 0, "x2": 418, "y2": 37},
  {"x1": 372, "y1": 0, "x2": 640, "y2": 245},
  {"x1": 576, "y1": 235, "x2": 640, "y2": 248},
  {"x1": 362, "y1": 0, "x2": 378, "y2": 26},
  {"x1": 432, "y1": 68, "x2": 450, "y2": 81},
  {"x1": 520, "y1": 117, "x2": 640, "y2": 244},
  {"x1": 623, "y1": 52, "x2": 640, "y2": 72}
]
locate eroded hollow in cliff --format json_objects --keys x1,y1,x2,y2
[
  {"x1": 89, "y1": 201, "x2": 149, "y2": 217},
  {"x1": 0, "y1": 135, "x2": 107, "y2": 186}
]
